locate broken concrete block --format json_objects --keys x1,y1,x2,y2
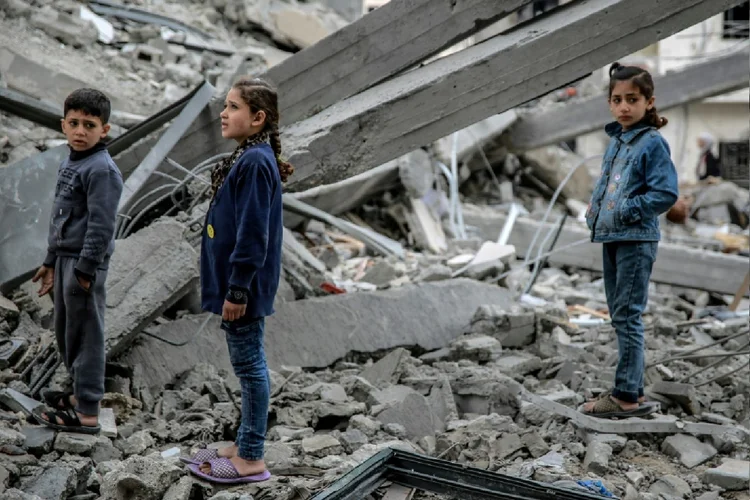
[
  {"x1": 451, "y1": 371, "x2": 522, "y2": 417},
  {"x1": 30, "y1": 8, "x2": 98, "y2": 48},
  {"x1": 583, "y1": 441, "x2": 612, "y2": 475},
  {"x1": 105, "y1": 220, "x2": 199, "y2": 358},
  {"x1": 703, "y1": 459, "x2": 750, "y2": 491},
  {"x1": 661, "y1": 435, "x2": 717, "y2": 469},
  {"x1": 417, "y1": 264, "x2": 453, "y2": 282},
  {"x1": 349, "y1": 414, "x2": 381, "y2": 438},
  {"x1": 585, "y1": 433, "x2": 627, "y2": 455},
  {"x1": 99, "y1": 408, "x2": 117, "y2": 439},
  {"x1": 0, "y1": 427, "x2": 25, "y2": 447},
  {"x1": 21, "y1": 465, "x2": 77, "y2": 500},
  {"x1": 0, "y1": 388, "x2": 44, "y2": 416},
  {"x1": 491, "y1": 433, "x2": 523, "y2": 460},
  {"x1": 361, "y1": 348, "x2": 411, "y2": 388},
  {"x1": 0, "y1": 294, "x2": 19, "y2": 319},
  {"x1": 449, "y1": 335, "x2": 502, "y2": 363},
  {"x1": 301, "y1": 435, "x2": 343, "y2": 458},
  {"x1": 492, "y1": 353, "x2": 542, "y2": 376},
  {"x1": 54, "y1": 433, "x2": 97, "y2": 455},
  {"x1": 373, "y1": 386, "x2": 437, "y2": 441},
  {"x1": 521, "y1": 431, "x2": 549, "y2": 459},
  {"x1": 626, "y1": 470, "x2": 645, "y2": 489},
  {"x1": 100, "y1": 455, "x2": 183, "y2": 500},
  {"x1": 426, "y1": 376, "x2": 459, "y2": 433},
  {"x1": 649, "y1": 475, "x2": 692, "y2": 499},
  {"x1": 301, "y1": 383, "x2": 348, "y2": 403},
  {"x1": 21, "y1": 426, "x2": 55, "y2": 456},
  {"x1": 651, "y1": 381, "x2": 700, "y2": 415},
  {"x1": 469, "y1": 305, "x2": 536, "y2": 347}
]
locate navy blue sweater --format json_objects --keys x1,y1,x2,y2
[{"x1": 200, "y1": 143, "x2": 283, "y2": 319}]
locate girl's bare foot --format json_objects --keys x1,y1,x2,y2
[
  {"x1": 217, "y1": 444, "x2": 238, "y2": 459},
  {"x1": 199, "y1": 456, "x2": 267, "y2": 476}
]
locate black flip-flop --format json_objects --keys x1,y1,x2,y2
[
  {"x1": 42, "y1": 390, "x2": 75, "y2": 411},
  {"x1": 33, "y1": 407, "x2": 101, "y2": 435}
]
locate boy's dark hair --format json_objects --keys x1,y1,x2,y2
[
  {"x1": 232, "y1": 77, "x2": 294, "y2": 182},
  {"x1": 608, "y1": 62, "x2": 667, "y2": 129},
  {"x1": 63, "y1": 88, "x2": 111, "y2": 124}
]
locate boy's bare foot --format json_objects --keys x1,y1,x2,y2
[{"x1": 199, "y1": 456, "x2": 267, "y2": 477}]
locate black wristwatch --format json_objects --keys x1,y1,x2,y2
[{"x1": 226, "y1": 287, "x2": 248, "y2": 305}]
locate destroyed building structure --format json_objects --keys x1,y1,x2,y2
[{"x1": 0, "y1": 0, "x2": 749, "y2": 499}]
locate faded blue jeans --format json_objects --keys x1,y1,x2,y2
[
  {"x1": 221, "y1": 316, "x2": 270, "y2": 461},
  {"x1": 602, "y1": 241, "x2": 658, "y2": 404}
]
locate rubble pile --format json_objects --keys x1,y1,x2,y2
[
  {"x1": 1, "y1": 252, "x2": 749, "y2": 498},
  {"x1": 0, "y1": 0, "x2": 348, "y2": 167}
]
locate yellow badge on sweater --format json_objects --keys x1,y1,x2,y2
[{"x1": 207, "y1": 224, "x2": 215, "y2": 238}]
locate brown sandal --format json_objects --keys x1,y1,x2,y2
[{"x1": 582, "y1": 396, "x2": 657, "y2": 419}]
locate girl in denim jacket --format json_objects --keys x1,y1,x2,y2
[{"x1": 583, "y1": 63, "x2": 679, "y2": 418}]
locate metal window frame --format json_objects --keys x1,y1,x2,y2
[{"x1": 311, "y1": 449, "x2": 613, "y2": 500}]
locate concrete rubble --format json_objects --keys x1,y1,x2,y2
[{"x1": 0, "y1": 0, "x2": 748, "y2": 499}]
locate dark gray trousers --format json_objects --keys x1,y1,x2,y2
[{"x1": 53, "y1": 256, "x2": 107, "y2": 416}]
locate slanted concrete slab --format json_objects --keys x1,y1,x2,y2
[
  {"x1": 105, "y1": 219, "x2": 199, "y2": 358},
  {"x1": 276, "y1": 0, "x2": 742, "y2": 192},
  {"x1": 703, "y1": 459, "x2": 750, "y2": 491},
  {"x1": 120, "y1": 279, "x2": 513, "y2": 391},
  {"x1": 462, "y1": 205, "x2": 750, "y2": 296},
  {"x1": 0, "y1": 47, "x2": 126, "y2": 110},
  {"x1": 507, "y1": 48, "x2": 750, "y2": 151},
  {"x1": 114, "y1": 0, "x2": 531, "y2": 193}
]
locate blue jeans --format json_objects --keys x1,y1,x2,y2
[
  {"x1": 602, "y1": 241, "x2": 658, "y2": 403},
  {"x1": 221, "y1": 316, "x2": 270, "y2": 461}
]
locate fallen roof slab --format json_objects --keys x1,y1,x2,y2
[
  {"x1": 506, "y1": 48, "x2": 750, "y2": 151},
  {"x1": 105, "y1": 219, "x2": 199, "y2": 358},
  {"x1": 462, "y1": 205, "x2": 750, "y2": 296},
  {"x1": 120, "y1": 279, "x2": 513, "y2": 392}
]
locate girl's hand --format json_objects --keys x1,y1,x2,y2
[{"x1": 222, "y1": 300, "x2": 246, "y2": 321}]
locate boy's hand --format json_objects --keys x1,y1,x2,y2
[
  {"x1": 222, "y1": 300, "x2": 246, "y2": 321},
  {"x1": 32, "y1": 266, "x2": 54, "y2": 297},
  {"x1": 77, "y1": 276, "x2": 91, "y2": 291}
]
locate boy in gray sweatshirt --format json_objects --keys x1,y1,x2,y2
[{"x1": 32, "y1": 88, "x2": 123, "y2": 434}]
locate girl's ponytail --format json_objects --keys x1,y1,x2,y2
[{"x1": 269, "y1": 122, "x2": 294, "y2": 182}]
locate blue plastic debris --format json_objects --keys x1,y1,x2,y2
[{"x1": 577, "y1": 479, "x2": 615, "y2": 498}]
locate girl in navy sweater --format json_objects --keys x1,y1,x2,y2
[{"x1": 187, "y1": 77, "x2": 293, "y2": 484}]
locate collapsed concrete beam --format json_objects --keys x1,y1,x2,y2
[
  {"x1": 523, "y1": 391, "x2": 749, "y2": 440},
  {"x1": 462, "y1": 204, "x2": 750, "y2": 296},
  {"x1": 275, "y1": 0, "x2": 744, "y2": 192},
  {"x1": 121, "y1": 279, "x2": 513, "y2": 393},
  {"x1": 506, "y1": 48, "x2": 750, "y2": 151},
  {"x1": 270, "y1": 0, "x2": 532, "y2": 125},
  {"x1": 105, "y1": 219, "x2": 199, "y2": 358},
  {"x1": 113, "y1": 0, "x2": 531, "y2": 188}
]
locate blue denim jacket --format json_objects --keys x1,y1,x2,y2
[{"x1": 586, "y1": 121, "x2": 679, "y2": 243}]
